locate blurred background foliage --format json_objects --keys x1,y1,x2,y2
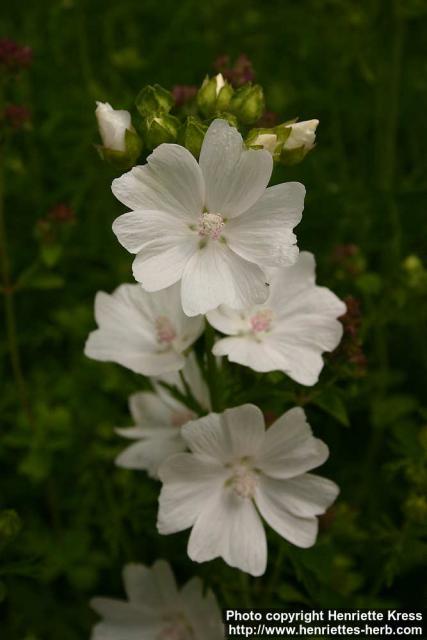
[{"x1": 1, "y1": 0, "x2": 427, "y2": 638}]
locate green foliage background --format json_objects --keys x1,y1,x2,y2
[{"x1": 1, "y1": 0, "x2": 427, "y2": 638}]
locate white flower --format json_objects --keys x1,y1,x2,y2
[
  {"x1": 112, "y1": 118, "x2": 305, "y2": 316},
  {"x1": 157, "y1": 404, "x2": 339, "y2": 577},
  {"x1": 284, "y1": 119, "x2": 319, "y2": 151},
  {"x1": 116, "y1": 354, "x2": 211, "y2": 478},
  {"x1": 91, "y1": 559, "x2": 223, "y2": 640},
  {"x1": 206, "y1": 252, "x2": 346, "y2": 386},
  {"x1": 84, "y1": 282, "x2": 204, "y2": 376},
  {"x1": 95, "y1": 101, "x2": 132, "y2": 152}
]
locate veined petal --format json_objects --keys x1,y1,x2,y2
[
  {"x1": 157, "y1": 453, "x2": 227, "y2": 534},
  {"x1": 212, "y1": 335, "x2": 279, "y2": 373},
  {"x1": 265, "y1": 474, "x2": 339, "y2": 518},
  {"x1": 112, "y1": 144, "x2": 205, "y2": 221},
  {"x1": 254, "y1": 478, "x2": 318, "y2": 548},
  {"x1": 128, "y1": 391, "x2": 174, "y2": 425},
  {"x1": 256, "y1": 407, "x2": 329, "y2": 479},
  {"x1": 181, "y1": 242, "x2": 269, "y2": 316},
  {"x1": 225, "y1": 182, "x2": 305, "y2": 268},
  {"x1": 181, "y1": 405, "x2": 265, "y2": 463},
  {"x1": 187, "y1": 489, "x2": 267, "y2": 576},
  {"x1": 199, "y1": 119, "x2": 273, "y2": 217}
]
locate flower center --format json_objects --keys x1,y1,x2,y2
[
  {"x1": 230, "y1": 462, "x2": 258, "y2": 499},
  {"x1": 197, "y1": 212, "x2": 225, "y2": 241},
  {"x1": 155, "y1": 316, "x2": 177, "y2": 345},
  {"x1": 250, "y1": 308, "x2": 274, "y2": 333},
  {"x1": 171, "y1": 409, "x2": 195, "y2": 427}
]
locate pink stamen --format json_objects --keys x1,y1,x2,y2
[{"x1": 155, "y1": 316, "x2": 177, "y2": 344}]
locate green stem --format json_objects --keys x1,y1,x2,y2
[{"x1": 0, "y1": 147, "x2": 34, "y2": 427}]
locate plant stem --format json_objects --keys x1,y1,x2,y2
[{"x1": 0, "y1": 147, "x2": 34, "y2": 427}]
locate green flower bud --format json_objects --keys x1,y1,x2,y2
[
  {"x1": 178, "y1": 116, "x2": 207, "y2": 158},
  {"x1": 135, "y1": 84, "x2": 173, "y2": 117},
  {"x1": 213, "y1": 112, "x2": 239, "y2": 128},
  {"x1": 97, "y1": 128, "x2": 143, "y2": 170},
  {"x1": 197, "y1": 73, "x2": 233, "y2": 118},
  {"x1": 145, "y1": 114, "x2": 179, "y2": 148},
  {"x1": 229, "y1": 84, "x2": 265, "y2": 125}
]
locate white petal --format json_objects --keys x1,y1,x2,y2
[
  {"x1": 85, "y1": 327, "x2": 185, "y2": 375},
  {"x1": 84, "y1": 284, "x2": 201, "y2": 376},
  {"x1": 206, "y1": 305, "x2": 248, "y2": 336},
  {"x1": 212, "y1": 335, "x2": 280, "y2": 373},
  {"x1": 180, "y1": 579, "x2": 223, "y2": 640},
  {"x1": 187, "y1": 489, "x2": 267, "y2": 576},
  {"x1": 199, "y1": 119, "x2": 273, "y2": 217},
  {"x1": 91, "y1": 620, "x2": 159, "y2": 640},
  {"x1": 157, "y1": 453, "x2": 227, "y2": 534},
  {"x1": 181, "y1": 242, "x2": 268, "y2": 316},
  {"x1": 90, "y1": 598, "x2": 145, "y2": 623},
  {"x1": 268, "y1": 251, "x2": 316, "y2": 306},
  {"x1": 111, "y1": 144, "x2": 204, "y2": 220},
  {"x1": 115, "y1": 433, "x2": 185, "y2": 478},
  {"x1": 261, "y1": 334, "x2": 331, "y2": 386},
  {"x1": 255, "y1": 477, "x2": 318, "y2": 548},
  {"x1": 225, "y1": 182, "x2": 305, "y2": 268},
  {"x1": 112, "y1": 210, "x2": 198, "y2": 291},
  {"x1": 181, "y1": 405, "x2": 265, "y2": 463},
  {"x1": 256, "y1": 407, "x2": 329, "y2": 479},
  {"x1": 264, "y1": 474, "x2": 339, "y2": 518},
  {"x1": 128, "y1": 391, "x2": 173, "y2": 425}
]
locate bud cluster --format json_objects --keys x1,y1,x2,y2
[{"x1": 95, "y1": 55, "x2": 319, "y2": 169}]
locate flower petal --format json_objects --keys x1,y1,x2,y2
[
  {"x1": 157, "y1": 453, "x2": 227, "y2": 534},
  {"x1": 181, "y1": 405, "x2": 265, "y2": 463},
  {"x1": 255, "y1": 477, "x2": 318, "y2": 548},
  {"x1": 256, "y1": 407, "x2": 329, "y2": 479},
  {"x1": 112, "y1": 210, "x2": 198, "y2": 291},
  {"x1": 225, "y1": 182, "x2": 305, "y2": 268},
  {"x1": 199, "y1": 119, "x2": 273, "y2": 217},
  {"x1": 115, "y1": 433, "x2": 185, "y2": 478},
  {"x1": 181, "y1": 242, "x2": 268, "y2": 316},
  {"x1": 212, "y1": 335, "x2": 280, "y2": 373},
  {"x1": 128, "y1": 391, "x2": 174, "y2": 425},
  {"x1": 187, "y1": 489, "x2": 267, "y2": 576},
  {"x1": 265, "y1": 474, "x2": 339, "y2": 518},
  {"x1": 112, "y1": 144, "x2": 204, "y2": 220},
  {"x1": 206, "y1": 305, "x2": 248, "y2": 336}
]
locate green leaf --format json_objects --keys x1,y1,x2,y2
[{"x1": 312, "y1": 388, "x2": 350, "y2": 427}]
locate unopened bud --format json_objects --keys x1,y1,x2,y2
[
  {"x1": 95, "y1": 102, "x2": 142, "y2": 169},
  {"x1": 229, "y1": 84, "x2": 265, "y2": 125},
  {"x1": 278, "y1": 119, "x2": 319, "y2": 165},
  {"x1": 178, "y1": 116, "x2": 207, "y2": 158},
  {"x1": 145, "y1": 114, "x2": 179, "y2": 148},
  {"x1": 197, "y1": 73, "x2": 233, "y2": 117},
  {"x1": 135, "y1": 84, "x2": 173, "y2": 117},
  {"x1": 95, "y1": 102, "x2": 132, "y2": 152}
]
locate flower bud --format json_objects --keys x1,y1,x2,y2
[
  {"x1": 197, "y1": 73, "x2": 233, "y2": 117},
  {"x1": 229, "y1": 84, "x2": 265, "y2": 125},
  {"x1": 95, "y1": 102, "x2": 131, "y2": 152},
  {"x1": 278, "y1": 119, "x2": 319, "y2": 165},
  {"x1": 135, "y1": 84, "x2": 173, "y2": 117},
  {"x1": 95, "y1": 102, "x2": 142, "y2": 170},
  {"x1": 246, "y1": 127, "x2": 284, "y2": 156},
  {"x1": 145, "y1": 114, "x2": 179, "y2": 149},
  {"x1": 177, "y1": 116, "x2": 207, "y2": 158}
]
